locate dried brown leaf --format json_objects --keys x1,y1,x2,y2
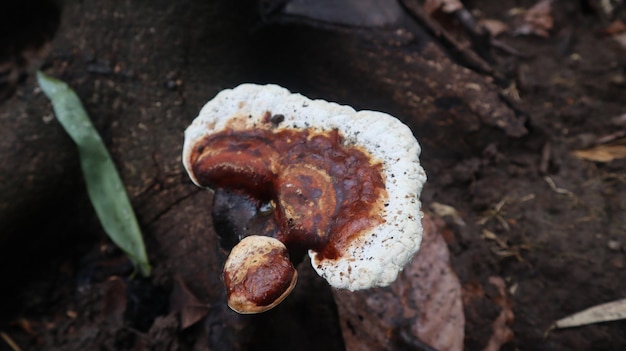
[
  {"x1": 334, "y1": 213, "x2": 464, "y2": 351},
  {"x1": 483, "y1": 277, "x2": 514, "y2": 351},
  {"x1": 599, "y1": 20, "x2": 626, "y2": 36},
  {"x1": 514, "y1": 0, "x2": 554, "y2": 37},
  {"x1": 463, "y1": 277, "x2": 515, "y2": 351},
  {"x1": 423, "y1": 0, "x2": 464, "y2": 15},
  {"x1": 572, "y1": 145, "x2": 626, "y2": 162},
  {"x1": 479, "y1": 19, "x2": 510, "y2": 37},
  {"x1": 171, "y1": 276, "x2": 210, "y2": 329},
  {"x1": 554, "y1": 298, "x2": 626, "y2": 329}
]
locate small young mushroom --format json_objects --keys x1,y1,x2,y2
[
  {"x1": 183, "y1": 84, "x2": 426, "y2": 312},
  {"x1": 223, "y1": 235, "x2": 297, "y2": 314}
]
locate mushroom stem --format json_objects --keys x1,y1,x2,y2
[{"x1": 211, "y1": 188, "x2": 261, "y2": 251}]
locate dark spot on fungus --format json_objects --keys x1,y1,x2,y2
[{"x1": 270, "y1": 114, "x2": 285, "y2": 126}]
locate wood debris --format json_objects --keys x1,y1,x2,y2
[{"x1": 513, "y1": 0, "x2": 554, "y2": 37}]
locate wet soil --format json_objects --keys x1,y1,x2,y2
[{"x1": 1, "y1": 0, "x2": 626, "y2": 350}]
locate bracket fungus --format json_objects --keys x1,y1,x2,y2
[{"x1": 183, "y1": 84, "x2": 426, "y2": 313}]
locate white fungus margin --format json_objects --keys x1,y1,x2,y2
[{"x1": 183, "y1": 83, "x2": 427, "y2": 291}]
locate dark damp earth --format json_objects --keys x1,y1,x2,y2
[{"x1": 1, "y1": 0, "x2": 626, "y2": 350}]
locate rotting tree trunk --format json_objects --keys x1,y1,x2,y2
[{"x1": 1, "y1": 0, "x2": 524, "y2": 350}]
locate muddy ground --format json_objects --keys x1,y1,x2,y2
[{"x1": 1, "y1": 0, "x2": 626, "y2": 350}]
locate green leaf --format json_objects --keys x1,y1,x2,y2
[{"x1": 37, "y1": 71, "x2": 151, "y2": 276}]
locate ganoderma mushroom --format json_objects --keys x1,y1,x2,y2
[
  {"x1": 223, "y1": 235, "x2": 297, "y2": 314},
  {"x1": 183, "y1": 84, "x2": 426, "y2": 313}
]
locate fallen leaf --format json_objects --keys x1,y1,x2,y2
[
  {"x1": 463, "y1": 277, "x2": 515, "y2": 351},
  {"x1": 37, "y1": 71, "x2": 151, "y2": 276},
  {"x1": 553, "y1": 297, "x2": 626, "y2": 329},
  {"x1": 479, "y1": 19, "x2": 510, "y2": 37},
  {"x1": 423, "y1": 0, "x2": 464, "y2": 15},
  {"x1": 430, "y1": 202, "x2": 466, "y2": 226},
  {"x1": 483, "y1": 277, "x2": 514, "y2": 351},
  {"x1": 333, "y1": 213, "x2": 464, "y2": 351},
  {"x1": 171, "y1": 276, "x2": 210, "y2": 329},
  {"x1": 598, "y1": 20, "x2": 626, "y2": 36},
  {"x1": 572, "y1": 144, "x2": 626, "y2": 162},
  {"x1": 514, "y1": 0, "x2": 553, "y2": 37}
]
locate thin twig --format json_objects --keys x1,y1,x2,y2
[
  {"x1": 540, "y1": 142, "x2": 551, "y2": 174},
  {"x1": 543, "y1": 176, "x2": 574, "y2": 197},
  {"x1": 0, "y1": 332, "x2": 22, "y2": 351},
  {"x1": 399, "y1": 0, "x2": 498, "y2": 77},
  {"x1": 593, "y1": 131, "x2": 626, "y2": 146},
  {"x1": 477, "y1": 197, "x2": 510, "y2": 231}
]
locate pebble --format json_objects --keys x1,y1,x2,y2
[{"x1": 608, "y1": 240, "x2": 622, "y2": 251}]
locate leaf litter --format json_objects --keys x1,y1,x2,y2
[
  {"x1": 573, "y1": 144, "x2": 626, "y2": 162},
  {"x1": 552, "y1": 297, "x2": 626, "y2": 330},
  {"x1": 36, "y1": 71, "x2": 151, "y2": 276},
  {"x1": 333, "y1": 213, "x2": 465, "y2": 351},
  {"x1": 512, "y1": 0, "x2": 554, "y2": 37},
  {"x1": 430, "y1": 202, "x2": 466, "y2": 226}
]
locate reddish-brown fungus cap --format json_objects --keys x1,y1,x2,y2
[
  {"x1": 183, "y1": 84, "x2": 426, "y2": 291},
  {"x1": 223, "y1": 235, "x2": 297, "y2": 314}
]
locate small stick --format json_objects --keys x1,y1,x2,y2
[
  {"x1": 543, "y1": 176, "x2": 574, "y2": 197},
  {"x1": 0, "y1": 331, "x2": 22, "y2": 351},
  {"x1": 593, "y1": 131, "x2": 626, "y2": 146},
  {"x1": 540, "y1": 142, "x2": 551, "y2": 174}
]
